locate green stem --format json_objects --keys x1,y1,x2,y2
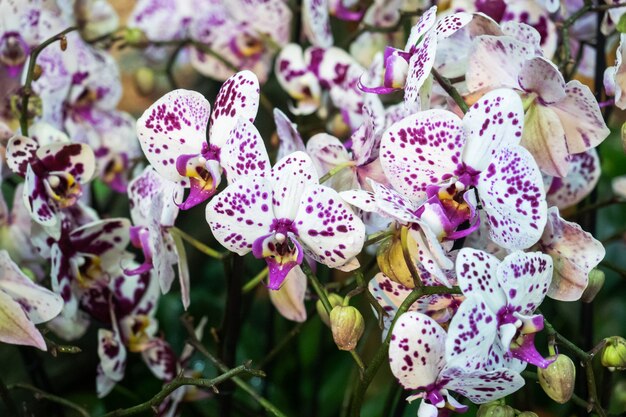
[
  {"x1": 101, "y1": 364, "x2": 262, "y2": 417},
  {"x1": 8, "y1": 383, "x2": 89, "y2": 417},
  {"x1": 180, "y1": 317, "x2": 288, "y2": 417},
  {"x1": 542, "y1": 316, "x2": 590, "y2": 361},
  {"x1": 170, "y1": 227, "x2": 225, "y2": 259},
  {"x1": 364, "y1": 230, "x2": 393, "y2": 247},
  {"x1": 0, "y1": 376, "x2": 19, "y2": 417},
  {"x1": 432, "y1": 69, "x2": 469, "y2": 113},
  {"x1": 319, "y1": 162, "x2": 355, "y2": 184},
  {"x1": 20, "y1": 26, "x2": 78, "y2": 136},
  {"x1": 242, "y1": 267, "x2": 269, "y2": 293}
]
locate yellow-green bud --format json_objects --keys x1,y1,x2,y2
[
  {"x1": 538, "y1": 354, "x2": 576, "y2": 403},
  {"x1": 376, "y1": 234, "x2": 418, "y2": 289},
  {"x1": 476, "y1": 402, "x2": 515, "y2": 417},
  {"x1": 124, "y1": 28, "x2": 147, "y2": 46},
  {"x1": 581, "y1": 269, "x2": 605, "y2": 303},
  {"x1": 133, "y1": 67, "x2": 155, "y2": 96},
  {"x1": 330, "y1": 305, "x2": 364, "y2": 351},
  {"x1": 316, "y1": 293, "x2": 344, "y2": 327},
  {"x1": 517, "y1": 412, "x2": 539, "y2": 417},
  {"x1": 621, "y1": 121, "x2": 626, "y2": 153},
  {"x1": 601, "y1": 336, "x2": 626, "y2": 371}
]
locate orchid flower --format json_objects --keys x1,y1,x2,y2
[
  {"x1": 206, "y1": 151, "x2": 365, "y2": 290},
  {"x1": 604, "y1": 33, "x2": 626, "y2": 110},
  {"x1": 360, "y1": 6, "x2": 472, "y2": 104},
  {"x1": 534, "y1": 207, "x2": 605, "y2": 301},
  {"x1": 454, "y1": 248, "x2": 554, "y2": 368},
  {"x1": 466, "y1": 35, "x2": 609, "y2": 177},
  {"x1": 0, "y1": 250, "x2": 63, "y2": 351},
  {"x1": 127, "y1": 167, "x2": 189, "y2": 307},
  {"x1": 389, "y1": 311, "x2": 524, "y2": 417},
  {"x1": 545, "y1": 149, "x2": 600, "y2": 210},
  {"x1": 379, "y1": 88, "x2": 547, "y2": 250},
  {"x1": 6, "y1": 135, "x2": 96, "y2": 238},
  {"x1": 136, "y1": 70, "x2": 260, "y2": 209}
]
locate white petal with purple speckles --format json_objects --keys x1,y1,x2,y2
[
  {"x1": 435, "y1": 12, "x2": 472, "y2": 39},
  {"x1": 455, "y1": 248, "x2": 505, "y2": 313},
  {"x1": 370, "y1": 180, "x2": 421, "y2": 224},
  {"x1": 404, "y1": 31, "x2": 437, "y2": 104},
  {"x1": 302, "y1": 0, "x2": 333, "y2": 48},
  {"x1": 274, "y1": 109, "x2": 305, "y2": 161},
  {"x1": 462, "y1": 89, "x2": 524, "y2": 171},
  {"x1": 295, "y1": 185, "x2": 365, "y2": 268},
  {"x1": 205, "y1": 176, "x2": 274, "y2": 255},
  {"x1": 24, "y1": 165, "x2": 58, "y2": 227},
  {"x1": 496, "y1": 251, "x2": 552, "y2": 315},
  {"x1": 70, "y1": 219, "x2": 131, "y2": 266},
  {"x1": 306, "y1": 133, "x2": 352, "y2": 177},
  {"x1": 405, "y1": 6, "x2": 437, "y2": 48},
  {"x1": 442, "y1": 367, "x2": 525, "y2": 404},
  {"x1": 518, "y1": 57, "x2": 566, "y2": 104},
  {"x1": 546, "y1": 150, "x2": 600, "y2": 209},
  {"x1": 137, "y1": 89, "x2": 210, "y2": 184},
  {"x1": 98, "y1": 328, "x2": 126, "y2": 383},
  {"x1": 381, "y1": 109, "x2": 464, "y2": 202},
  {"x1": 209, "y1": 70, "x2": 260, "y2": 147},
  {"x1": 389, "y1": 311, "x2": 446, "y2": 390},
  {"x1": 476, "y1": 146, "x2": 547, "y2": 250},
  {"x1": 270, "y1": 152, "x2": 318, "y2": 220},
  {"x1": 221, "y1": 118, "x2": 270, "y2": 184}
]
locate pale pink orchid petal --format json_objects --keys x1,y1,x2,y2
[
  {"x1": 546, "y1": 150, "x2": 601, "y2": 209},
  {"x1": 518, "y1": 57, "x2": 566, "y2": 104},
  {"x1": 0, "y1": 290, "x2": 47, "y2": 350},
  {"x1": 302, "y1": 0, "x2": 333, "y2": 48},
  {"x1": 274, "y1": 109, "x2": 305, "y2": 161},
  {"x1": 540, "y1": 207, "x2": 605, "y2": 301},
  {"x1": 521, "y1": 104, "x2": 570, "y2": 177},
  {"x1": 606, "y1": 33, "x2": 626, "y2": 109}
]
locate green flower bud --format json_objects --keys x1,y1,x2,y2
[
  {"x1": 517, "y1": 412, "x2": 539, "y2": 417},
  {"x1": 134, "y1": 67, "x2": 155, "y2": 96},
  {"x1": 316, "y1": 293, "x2": 344, "y2": 327},
  {"x1": 538, "y1": 354, "x2": 576, "y2": 403},
  {"x1": 476, "y1": 402, "x2": 515, "y2": 417},
  {"x1": 601, "y1": 336, "x2": 626, "y2": 371},
  {"x1": 124, "y1": 28, "x2": 147, "y2": 46},
  {"x1": 376, "y1": 234, "x2": 418, "y2": 289},
  {"x1": 330, "y1": 305, "x2": 364, "y2": 351},
  {"x1": 621, "y1": 121, "x2": 626, "y2": 153},
  {"x1": 581, "y1": 269, "x2": 605, "y2": 303}
]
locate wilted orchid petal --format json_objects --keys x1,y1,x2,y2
[{"x1": 539, "y1": 207, "x2": 605, "y2": 301}]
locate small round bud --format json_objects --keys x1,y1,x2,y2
[
  {"x1": 621, "y1": 121, "x2": 626, "y2": 153},
  {"x1": 33, "y1": 64, "x2": 43, "y2": 81},
  {"x1": 133, "y1": 67, "x2": 155, "y2": 96},
  {"x1": 124, "y1": 28, "x2": 147, "y2": 46},
  {"x1": 316, "y1": 293, "x2": 343, "y2": 327},
  {"x1": 581, "y1": 269, "x2": 605, "y2": 303},
  {"x1": 538, "y1": 354, "x2": 576, "y2": 404},
  {"x1": 601, "y1": 336, "x2": 626, "y2": 371},
  {"x1": 59, "y1": 36, "x2": 67, "y2": 51},
  {"x1": 330, "y1": 305, "x2": 364, "y2": 351},
  {"x1": 476, "y1": 402, "x2": 515, "y2": 417}
]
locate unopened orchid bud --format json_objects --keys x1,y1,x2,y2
[
  {"x1": 134, "y1": 67, "x2": 155, "y2": 96},
  {"x1": 330, "y1": 305, "x2": 364, "y2": 351},
  {"x1": 517, "y1": 412, "x2": 539, "y2": 417},
  {"x1": 124, "y1": 28, "x2": 147, "y2": 46},
  {"x1": 581, "y1": 269, "x2": 605, "y2": 303},
  {"x1": 621, "y1": 121, "x2": 626, "y2": 153},
  {"x1": 601, "y1": 336, "x2": 626, "y2": 371},
  {"x1": 33, "y1": 64, "x2": 42, "y2": 81},
  {"x1": 316, "y1": 293, "x2": 344, "y2": 327},
  {"x1": 376, "y1": 234, "x2": 418, "y2": 289},
  {"x1": 538, "y1": 354, "x2": 576, "y2": 403},
  {"x1": 476, "y1": 402, "x2": 515, "y2": 417},
  {"x1": 60, "y1": 36, "x2": 67, "y2": 51}
]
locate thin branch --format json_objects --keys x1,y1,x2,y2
[
  {"x1": 8, "y1": 383, "x2": 89, "y2": 417},
  {"x1": 20, "y1": 26, "x2": 78, "y2": 136},
  {"x1": 242, "y1": 267, "x2": 269, "y2": 293},
  {"x1": 0, "y1": 376, "x2": 19, "y2": 417},
  {"x1": 101, "y1": 364, "x2": 262, "y2": 417},
  {"x1": 170, "y1": 227, "x2": 226, "y2": 259},
  {"x1": 432, "y1": 69, "x2": 469, "y2": 113}
]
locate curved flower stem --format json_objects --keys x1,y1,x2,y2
[
  {"x1": 542, "y1": 316, "x2": 590, "y2": 361},
  {"x1": 348, "y1": 284, "x2": 462, "y2": 417},
  {"x1": 170, "y1": 227, "x2": 226, "y2": 259},
  {"x1": 432, "y1": 69, "x2": 469, "y2": 113},
  {"x1": 364, "y1": 230, "x2": 393, "y2": 247},
  {"x1": 20, "y1": 26, "x2": 78, "y2": 136},
  {"x1": 319, "y1": 162, "x2": 355, "y2": 184},
  {"x1": 100, "y1": 363, "x2": 263, "y2": 417},
  {"x1": 242, "y1": 267, "x2": 269, "y2": 293},
  {"x1": 8, "y1": 383, "x2": 89, "y2": 417},
  {"x1": 400, "y1": 226, "x2": 422, "y2": 288},
  {"x1": 180, "y1": 316, "x2": 288, "y2": 417}
]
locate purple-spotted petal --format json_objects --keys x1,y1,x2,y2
[
  {"x1": 389, "y1": 311, "x2": 446, "y2": 390},
  {"x1": 442, "y1": 367, "x2": 525, "y2": 403},
  {"x1": 476, "y1": 145, "x2": 547, "y2": 250},
  {"x1": 551, "y1": 80, "x2": 610, "y2": 154},
  {"x1": 295, "y1": 185, "x2": 365, "y2": 268},
  {"x1": 546, "y1": 150, "x2": 601, "y2": 209},
  {"x1": 70, "y1": 218, "x2": 131, "y2": 265},
  {"x1": 306, "y1": 133, "x2": 352, "y2": 178},
  {"x1": 36, "y1": 143, "x2": 96, "y2": 184},
  {"x1": 24, "y1": 165, "x2": 58, "y2": 227},
  {"x1": 496, "y1": 251, "x2": 552, "y2": 314},
  {"x1": 221, "y1": 118, "x2": 270, "y2": 184},
  {"x1": 142, "y1": 338, "x2": 177, "y2": 381},
  {"x1": 6, "y1": 135, "x2": 38, "y2": 177},
  {"x1": 137, "y1": 89, "x2": 210, "y2": 184},
  {"x1": 206, "y1": 176, "x2": 274, "y2": 255},
  {"x1": 380, "y1": 109, "x2": 464, "y2": 202},
  {"x1": 0, "y1": 289, "x2": 47, "y2": 350},
  {"x1": 275, "y1": 44, "x2": 321, "y2": 115},
  {"x1": 518, "y1": 57, "x2": 566, "y2": 104},
  {"x1": 462, "y1": 88, "x2": 524, "y2": 171},
  {"x1": 302, "y1": 0, "x2": 333, "y2": 48},
  {"x1": 540, "y1": 207, "x2": 605, "y2": 301},
  {"x1": 209, "y1": 70, "x2": 260, "y2": 147},
  {"x1": 404, "y1": 31, "x2": 437, "y2": 104},
  {"x1": 370, "y1": 180, "x2": 421, "y2": 224},
  {"x1": 274, "y1": 109, "x2": 305, "y2": 161},
  {"x1": 455, "y1": 248, "x2": 506, "y2": 312},
  {"x1": 435, "y1": 12, "x2": 472, "y2": 39},
  {"x1": 270, "y1": 152, "x2": 318, "y2": 220},
  {"x1": 98, "y1": 328, "x2": 126, "y2": 383},
  {"x1": 405, "y1": 6, "x2": 437, "y2": 48}
]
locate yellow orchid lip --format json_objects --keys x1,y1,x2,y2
[
  {"x1": 74, "y1": 256, "x2": 104, "y2": 288},
  {"x1": 44, "y1": 172, "x2": 81, "y2": 208}
]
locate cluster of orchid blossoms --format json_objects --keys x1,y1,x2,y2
[{"x1": 1, "y1": 0, "x2": 626, "y2": 415}]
